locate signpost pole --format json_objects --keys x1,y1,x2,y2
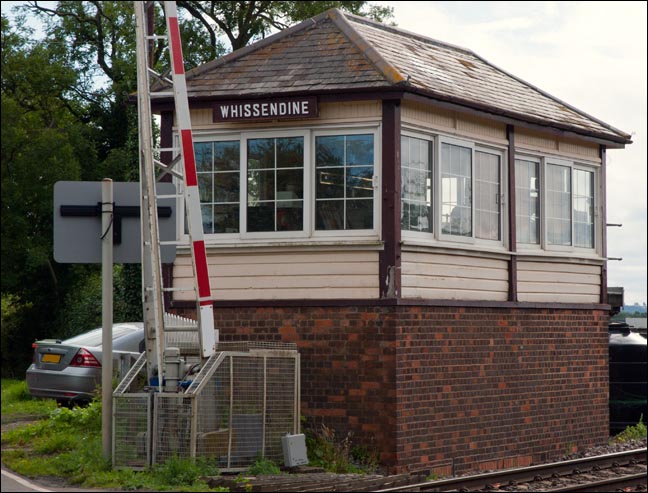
[{"x1": 101, "y1": 178, "x2": 114, "y2": 460}]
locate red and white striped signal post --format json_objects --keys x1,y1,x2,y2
[
  {"x1": 163, "y1": 1, "x2": 217, "y2": 358},
  {"x1": 134, "y1": 0, "x2": 216, "y2": 397}
]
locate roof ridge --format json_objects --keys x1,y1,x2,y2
[
  {"x1": 326, "y1": 8, "x2": 405, "y2": 85},
  {"x1": 341, "y1": 10, "x2": 476, "y2": 57}
]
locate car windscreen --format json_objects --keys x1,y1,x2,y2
[{"x1": 63, "y1": 326, "x2": 138, "y2": 347}]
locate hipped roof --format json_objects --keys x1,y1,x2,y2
[{"x1": 161, "y1": 8, "x2": 631, "y2": 146}]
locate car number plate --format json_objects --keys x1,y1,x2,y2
[{"x1": 42, "y1": 353, "x2": 61, "y2": 363}]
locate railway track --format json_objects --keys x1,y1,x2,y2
[{"x1": 375, "y1": 447, "x2": 647, "y2": 492}]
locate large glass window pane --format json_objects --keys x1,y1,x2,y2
[
  {"x1": 214, "y1": 141, "x2": 240, "y2": 171},
  {"x1": 213, "y1": 204, "x2": 239, "y2": 234},
  {"x1": 574, "y1": 169, "x2": 594, "y2": 248},
  {"x1": 277, "y1": 201, "x2": 303, "y2": 232},
  {"x1": 196, "y1": 140, "x2": 240, "y2": 233},
  {"x1": 198, "y1": 174, "x2": 213, "y2": 203},
  {"x1": 247, "y1": 204, "x2": 274, "y2": 232},
  {"x1": 316, "y1": 136, "x2": 344, "y2": 167},
  {"x1": 346, "y1": 199, "x2": 373, "y2": 229},
  {"x1": 315, "y1": 134, "x2": 374, "y2": 230},
  {"x1": 247, "y1": 139, "x2": 275, "y2": 169},
  {"x1": 475, "y1": 151, "x2": 500, "y2": 241},
  {"x1": 401, "y1": 136, "x2": 432, "y2": 233},
  {"x1": 515, "y1": 159, "x2": 540, "y2": 244},
  {"x1": 441, "y1": 143, "x2": 472, "y2": 237},
  {"x1": 247, "y1": 170, "x2": 275, "y2": 203},
  {"x1": 316, "y1": 169, "x2": 344, "y2": 199},
  {"x1": 546, "y1": 164, "x2": 571, "y2": 246},
  {"x1": 346, "y1": 135, "x2": 373, "y2": 165},
  {"x1": 201, "y1": 204, "x2": 214, "y2": 234},
  {"x1": 247, "y1": 137, "x2": 304, "y2": 232},
  {"x1": 214, "y1": 173, "x2": 239, "y2": 203},
  {"x1": 276, "y1": 137, "x2": 304, "y2": 168},
  {"x1": 346, "y1": 166, "x2": 373, "y2": 198},
  {"x1": 195, "y1": 142, "x2": 213, "y2": 172},
  {"x1": 315, "y1": 200, "x2": 344, "y2": 230}
]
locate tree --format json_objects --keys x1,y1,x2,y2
[
  {"x1": 176, "y1": 1, "x2": 393, "y2": 52},
  {"x1": 1, "y1": 15, "x2": 95, "y2": 375},
  {"x1": 2, "y1": 0, "x2": 393, "y2": 376}
]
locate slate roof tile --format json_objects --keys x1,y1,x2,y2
[{"x1": 166, "y1": 8, "x2": 629, "y2": 144}]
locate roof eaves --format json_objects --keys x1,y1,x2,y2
[
  {"x1": 467, "y1": 51, "x2": 632, "y2": 143},
  {"x1": 327, "y1": 8, "x2": 406, "y2": 85},
  {"x1": 405, "y1": 87, "x2": 630, "y2": 147}
]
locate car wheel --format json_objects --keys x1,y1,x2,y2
[{"x1": 56, "y1": 399, "x2": 74, "y2": 409}]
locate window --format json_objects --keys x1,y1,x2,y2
[
  {"x1": 246, "y1": 137, "x2": 304, "y2": 232},
  {"x1": 192, "y1": 128, "x2": 377, "y2": 239},
  {"x1": 315, "y1": 134, "x2": 374, "y2": 230},
  {"x1": 516, "y1": 157, "x2": 597, "y2": 250},
  {"x1": 196, "y1": 141, "x2": 240, "y2": 234},
  {"x1": 401, "y1": 135, "x2": 432, "y2": 232},
  {"x1": 515, "y1": 158, "x2": 540, "y2": 244},
  {"x1": 474, "y1": 150, "x2": 501, "y2": 241},
  {"x1": 546, "y1": 163, "x2": 572, "y2": 246},
  {"x1": 441, "y1": 142, "x2": 472, "y2": 237},
  {"x1": 402, "y1": 134, "x2": 504, "y2": 245},
  {"x1": 573, "y1": 168, "x2": 594, "y2": 248}
]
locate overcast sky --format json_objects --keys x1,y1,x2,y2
[
  {"x1": 378, "y1": 1, "x2": 647, "y2": 305},
  {"x1": 3, "y1": 1, "x2": 646, "y2": 304}
]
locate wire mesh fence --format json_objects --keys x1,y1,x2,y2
[
  {"x1": 113, "y1": 394, "x2": 151, "y2": 469},
  {"x1": 113, "y1": 342, "x2": 299, "y2": 471}
]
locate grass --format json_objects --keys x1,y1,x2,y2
[
  {"x1": 1, "y1": 379, "x2": 227, "y2": 491},
  {"x1": 1, "y1": 379, "x2": 57, "y2": 422},
  {"x1": 2, "y1": 379, "x2": 380, "y2": 490}
]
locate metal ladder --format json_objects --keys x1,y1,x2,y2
[{"x1": 134, "y1": 1, "x2": 217, "y2": 387}]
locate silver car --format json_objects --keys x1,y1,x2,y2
[{"x1": 26, "y1": 322, "x2": 144, "y2": 406}]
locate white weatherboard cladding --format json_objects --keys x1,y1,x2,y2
[
  {"x1": 401, "y1": 251, "x2": 508, "y2": 301},
  {"x1": 173, "y1": 250, "x2": 379, "y2": 300}
]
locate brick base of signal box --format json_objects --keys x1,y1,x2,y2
[{"x1": 171, "y1": 303, "x2": 609, "y2": 475}]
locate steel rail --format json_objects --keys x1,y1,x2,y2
[
  {"x1": 546, "y1": 471, "x2": 647, "y2": 492},
  {"x1": 375, "y1": 448, "x2": 646, "y2": 492}
]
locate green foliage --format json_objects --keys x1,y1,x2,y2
[
  {"x1": 305, "y1": 423, "x2": 368, "y2": 473},
  {"x1": 248, "y1": 456, "x2": 282, "y2": 475},
  {"x1": 1, "y1": 378, "x2": 57, "y2": 421},
  {"x1": 154, "y1": 456, "x2": 220, "y2": 487},
  {"x1": 612, "y1": 415, "x2": 647, "y2": 443},
  {"x1": 350, "y1": 444, "x2": 380, "y2": 473},
  {"x1": 1, "y1": 380, "x2": 225, "y2": 491},
  {"x1": 611, "y1": 310, "x2": 647, "y2": 321},
  {"x1": 176, "y1": 1, "x2": 394, "y2": 52}
]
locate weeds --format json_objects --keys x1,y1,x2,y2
[
  {"x1": 305, "y1": 423, "x2": 379, "y2": 474},
  {"x1": 248, "y1": 456, "x2": 282, "y2": 475},
  {"x1": 612, "y1": 415, "x2": 647, "y2": 443}
]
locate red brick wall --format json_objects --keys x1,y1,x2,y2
[
  {"x1": 173, "y1": 304, "x2": 609, "y2": 474},
  {"x1": 393, "y1": 306, "x2": 609, "y2": 474}
]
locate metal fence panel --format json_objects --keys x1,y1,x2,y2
[
  {"x1": 153, "y1": 394, "x2": 195, "y2": 464},
  {"x1": 113, "y1": 393, "x2": 151, "y2": 469}
]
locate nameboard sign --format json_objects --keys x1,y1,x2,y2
[{"x1": 213, "y1": 97, "x2": 318, "y2": 123}]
